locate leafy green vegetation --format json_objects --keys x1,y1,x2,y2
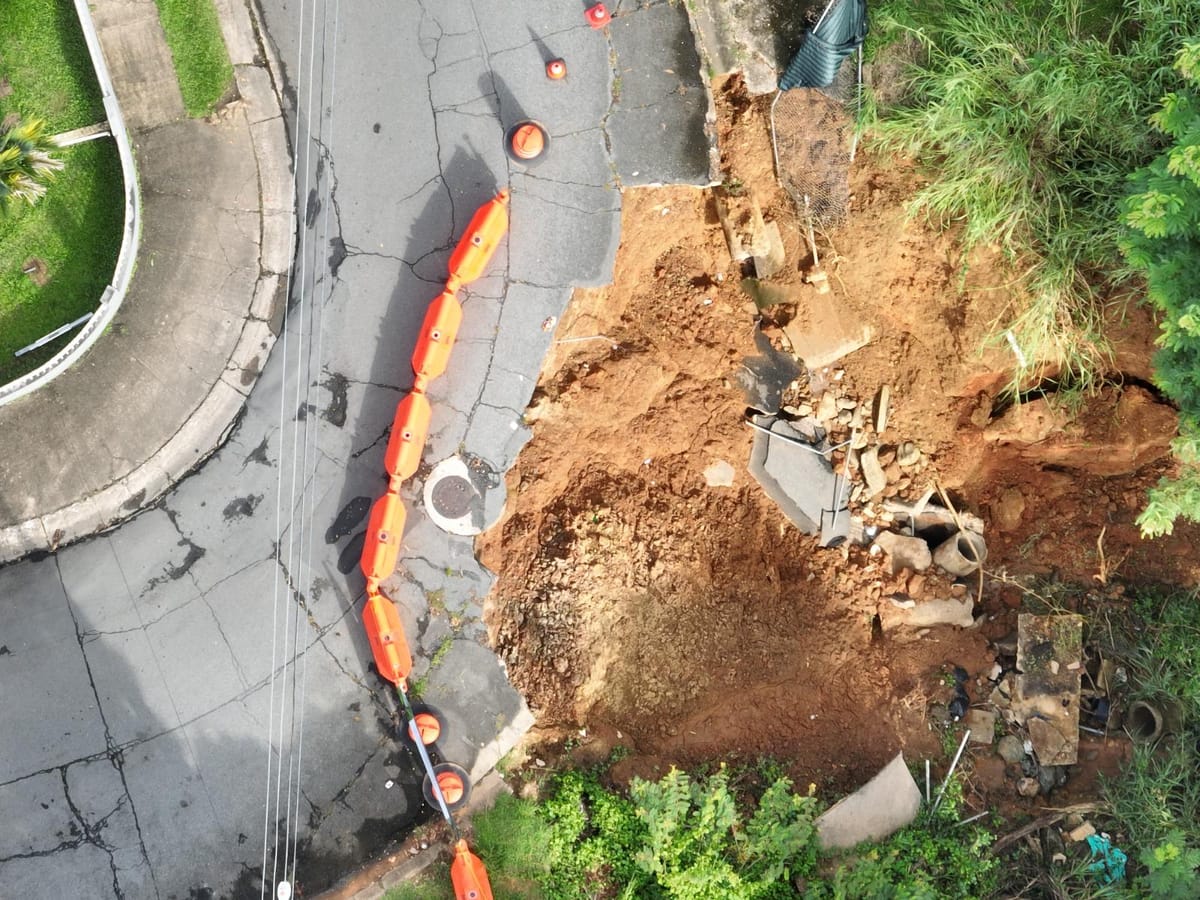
[
  {"x1": 0, "y1": 138, "x2": 124, "y2": 382},
  {"x1": 1121, "y1": 42, "x2": 1200, "y2": 536},
  {"x1": 863, "y1": 0, "x2": 1200, "y2": 391},
  {"x1": 386, "y1": 762, "x2": 1004, "y2": 899},
  {"x1": 152, "y1": 0, "x2": 233, "y2": 117},
  {"x1": 0, "y1": 1, "x2": 105, "y2": 133}
]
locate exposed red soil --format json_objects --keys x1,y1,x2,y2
[{"x1": 478, "y1": 75, "x2": 1199, "y2": 805}]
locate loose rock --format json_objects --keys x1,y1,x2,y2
[
  {"x1": 965, "y1": 708, "x2": 997, "y2": 743},
  {"x1": 816, "y1": 392, "x2": 838, "y2": 422},
  {"x1": 861, "y1": 447, "x2": 888, "y2": 499},
  {"x1": 897, "y1": 441, "x2": 921, "y2": 466},
  {"x1": 1068, "y1": 823, "x2": 1097, "y2": 842},
  {"x1": 997, "y1": 734, "x2": 1025, "y2": 763},
  {"x1": 874, "y1": 530, "x2": 932, "y2": 573},
  {"x1": 874, "y1": 385, "x2": 891, "y2": 433},
  {"x1": 1017, "y1": 777, "x2": 1040, "y2": 798},
  {"x1": 703, "y1": 459, "x2": 736, "y2": 487}
]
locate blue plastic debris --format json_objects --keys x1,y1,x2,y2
[{"x1": 1086, "y1": 833, "x2": 1128, "y2": 884}]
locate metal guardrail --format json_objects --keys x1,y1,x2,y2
[{"x1": 0, "y1": 0, "x2": 141, "y2": 407}]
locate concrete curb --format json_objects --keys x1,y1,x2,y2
[
  {"x1": 324, "y1": 770, "x2": 513, "y2": 900},
  {"x1": 0, "y1": 0, "x2": 142, "y2": 409},
  {"x1": 0, "y1": 0, "x2": 294, "y2": 563}
]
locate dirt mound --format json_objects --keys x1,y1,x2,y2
[{"x1": 479, "y1": 75, "x2": 1198, "y2": 795}]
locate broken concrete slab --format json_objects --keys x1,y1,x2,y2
[
  {"x1": 1012, "y1": 614, "x2": 1083, "y2": 766},
  {"x1": 747, "y1": 415, "x2": 849, "y2": 546},
  {"x1": 816, "y1": 752, "x2": 922, "y2": 850},
  {"x1": 965, "y1": 709, "x2": 997, "y2": 744},
  {"x1": 882, "y1": 498, "x2": 987, "y2": 538},
  {"x1": 781, "y1": 295, "x2": 874, "y2": 370},
  {"x1": 879, "y1": 594, "x2": 974, "y2": 631},
  {"x1": 873, "y1": 530, "x2": 931, "y2": 574},
  {"x1": 688, "y1": 0, "x2": 819, "y2": 95},
  {"x1": 715, "y1": 191, "x2": 785, "y2": 277}
]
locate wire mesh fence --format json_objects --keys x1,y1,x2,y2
[{"x1": 769, "y1": 0, "x2": 866, "y2": 229}]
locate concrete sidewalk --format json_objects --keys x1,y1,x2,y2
[{"x1": 0, "y1": 0, "x2": 293, "y2": 562}]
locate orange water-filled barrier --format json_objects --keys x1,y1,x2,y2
[
  {"x1": 411, "y1": 290, "x2": 464, "y2": 389},
  {"x1": 362, "y1": 592, "x2": 413, "y2": 686},
  {"x1": 360, "y1": 491, "x2": 406, "y2": 589},
  {"x1": 446, "y1": 189, "x2": 511, "y2": 290},
  {"x1": 384, "y1": 391, "x2": 432, "y2": 485},
  {"x1": 353, "y1": 190, "x2": 510, "y2": 893},
  {"x1": 451, "y1": 839, "x2": 495, "y2": 900}
]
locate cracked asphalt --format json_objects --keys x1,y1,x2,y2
[{"x1": 0, "y1": 0, "x2": 710, "y2": 897}]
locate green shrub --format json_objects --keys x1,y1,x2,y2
[
  {"x1": 1139, "y1": 831, "x2": 1200, "y2": 898},
  {"x1": 813, "y1": 774, "x2": 998, "y2": 900},
  {"x1": 1120, "y1": 41, "x2": 1200, "y2": 536}
]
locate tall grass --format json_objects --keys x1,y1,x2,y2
[{"x1": 863, "y1": 0, "x2": 1200, "y2": 386}]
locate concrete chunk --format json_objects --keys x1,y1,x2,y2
[
  {"x1": 1012, "y1": 614, "x2": 1083, "y2": 765},
  {"x1": 873, "y1": 531, "x2": 931, "y2": 574},
  {"x1": 879, "y1": 595, "x2": 974, "y2": 631},
  {"x1": 816, "y1": 753, "x2": 922, "y2": 850}
]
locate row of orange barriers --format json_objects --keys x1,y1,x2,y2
[{"x1": 357, "y1": 189, "x2": 511, "y2": 900}]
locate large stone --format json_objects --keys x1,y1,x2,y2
[
  {"x1": 878, "y1": 595, "x2": 974, "y2": 631},
  {"x1": 860, "y1": 447, "x2": 888, "y2": 500},
  {"x1": 965, "y1": 708, "x2": 997, "y2": 744},
  {"x1": 816, "y1": 753, "x2": 922, "y2": 850},
  {"x1": 992, "y1": 487, "x2": 1026, "y2": 532},
  {"x1": 997, "y1": 734, "x2": 1025, "y2": 764},
  {"x1": 873, "y1": 530, "x2": 932, "y2": 574}
]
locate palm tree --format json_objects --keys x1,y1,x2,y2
[{"x1": 0, "y1": 117, "x2": 64, "y2": 213}]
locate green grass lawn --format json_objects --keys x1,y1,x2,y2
[
  {"x1": 0, "y1": 1, "x2": 105, "y2": 133},
  {"x1": 153, "y1": 0, "x2": 234, "y2": 117},
  {"x1": 0, "y1": 139, "x2": 124, "y2": 383}
]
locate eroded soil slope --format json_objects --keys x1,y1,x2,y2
[{"x1": 479, "y1": 77, "x2": 1199, "y2": 794}]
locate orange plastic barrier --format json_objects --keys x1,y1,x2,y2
[
  {"x1": 411, "y1": 290, "x2": 463, "y2": 389},
  {"x1": 360, "y1": 491, "x2": 407, "y2": 588},
  {"x1": 353, "y1": 190, "x2": 509, "y2": 896},
  {"x1": 446, "y1": 189, "x2": 511, "y2": 291},
  {"x1": 450, "y1": 839, "x2": 495, "y2": 900},
  {"x1": 384, "y1": 391, "x2": 432, "y2": 485},
  {"x1": 362, "y1": 591, "x2": 413, "y2": 686}
]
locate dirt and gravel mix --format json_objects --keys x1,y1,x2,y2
[{"x1": 478, "y1": 76, "x2": 1199, "y2": 803}]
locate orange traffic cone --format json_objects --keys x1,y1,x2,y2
[
  {"x1": 546, "y1": 58, "x2": 566, "y2": 80},
  {"x1": 586, "y1": 3, "x2": 611, "y2": 28}
]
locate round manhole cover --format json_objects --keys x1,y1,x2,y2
[{"x1": 430, "y1": 474, "x2": 474, "y2": 519}]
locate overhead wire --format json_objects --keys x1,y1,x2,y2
[
  {"x1": 258, "y1": 0, "x2": 330, "y2": 893},
  {"x1": 259, "y1": 0, "x2": 309, "y2": 894},
  {"x1": 273, "y1": 0, "x2": 326, "y2": 889},
  {"x1": 286, "y1": 0, "x2": 342, "y2": 887}
]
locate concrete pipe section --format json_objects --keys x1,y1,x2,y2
[{"x1": 933, "y1": 530, "x2": 988, "y2": 577}]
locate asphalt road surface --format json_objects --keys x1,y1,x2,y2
[{"x1": 0, "y1": 1, "x2": 708, "y2": 897}]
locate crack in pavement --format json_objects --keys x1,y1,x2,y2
[{"x1": 54, "y1": 557, "x2": 161, "y2": 899}]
